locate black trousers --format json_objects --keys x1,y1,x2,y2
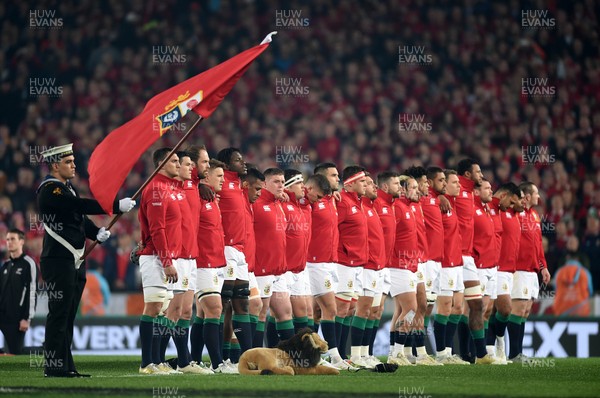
[
  {"x1": 0, "y1": 321, "x2": 25, "y2": 354},
  {"x1": 40, "y1": 257, "x2": 86, "y2": 373}
]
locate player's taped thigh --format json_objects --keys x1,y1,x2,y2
[
  {"x1": 143, "y1": 286, "x2": 168, "y2": 304},
  {"x1": 464, "y1": 285, "x2": 482, "y2": 301},
  {"x1": 426, "y1": 291, "x2": 437, "y2": 304},
  {"x1": 197, "y1": 290, "x2": 221, "y2": 301},
  {"x1": 221, "y1": 282, "x2": 234, "y2": 301},
  {"x1": 371, "y1": 293, "x2": 383, "y2": 307},
  {"x1": 335, "y1": 292, "x2": 357, "y2": 302},
  {"x1": 158, "y1": 290, "x2": 174, "y2": 314},
  {"x1": 232, "y1": 282, "x2": 250, "y2": 300}
]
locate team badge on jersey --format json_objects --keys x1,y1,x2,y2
[
  {"x1": 227, "y1": 267, "x2": 235, "y2": 278},
  {"x1": 318, "y1": 202, "x2": 326, "y2": 210},
  {"x1": 462, "y1": 191, "x2": 468, "y2": 198},
  {"x1": 347, "y1": 280, "x2": 353, "y2": 289},
  {"x1": 324, "y1": 279, "x2": 331, "y2": 289},
  {"x1": 263, "y1": 205, "x2": 271, "y2": 212},
  {"x1": 426, "y1": 280, "x2": 433, "y2": 288},
  {"x1": 182, "y1": 277, "x2": 189, "y2": 289},
  {"x1": 476, "y1": 209, "x2": 483, "y2": 216},
  {"x1": 264, "y1": 284, "x2": 271, "y2": 295},
  {"x1": 351, "y1": 206, "x2": 358, "y2": 214},
  {"x1": 367, "y1": 210, "x2": 374, "y2": 217},
  {"x1": 430, "y1": 198, "x2": 436, "y2": 205},
  {"x1": 382, "y1": 207, "x2": 389, "y2": 214},
  {"x1": 287, "y1": 204, "x2": 295, "y2": 211},
  {"x1": 371, "y1": 280, "x2": 377, "y2": 289}
]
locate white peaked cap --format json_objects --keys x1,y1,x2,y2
[{"x1": 41, "y1": 143, "x2": 74, "y2": 160}]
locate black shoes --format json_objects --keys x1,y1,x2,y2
[{"x1": 44, "y1": 370, "x2": 91, "y2": 378}]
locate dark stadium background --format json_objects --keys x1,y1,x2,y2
[{"x1": 0, "y1": 0, "x2": 599, "y2": 318}]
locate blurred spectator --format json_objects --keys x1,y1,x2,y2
[
  {"x1": 80, "y1": 260, "x2": 110, "y2": 316},
  {"x1": 582, "y1": 215, "x2": 600, "y2": 292},
  {"x1": 551, "y1": 260, "x2": 593, "y2": 317}
]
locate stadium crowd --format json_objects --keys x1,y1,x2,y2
[{"x1": 0, "y1": 0, "x2": 599, "y2": 296}]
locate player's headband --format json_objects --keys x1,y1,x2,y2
[
  {"x1": 284, "y1": 174, "x2": 304, "y2": 189},
  {"x1": 344, "y1": 171, "x2": 366, "y2": 186}
]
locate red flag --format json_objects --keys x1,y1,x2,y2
[{"x1": 88, "y1": 33, "x2": 276, "y2": 215}]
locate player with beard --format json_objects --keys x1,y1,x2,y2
[
  {"x1": 372, "y1": 172, "x2": 400, "y2": 363},
  {"x1": 191, "y1": 159, "x2": 237, "y2": 373},
  {"x1": 433, "y1": 170, "x2": 471, "y2": 365},
  {"x1": 216, "y1": 148, "x2": 253, "y2": 361},
  {"x1": 489, "y1": 182, "x2": 522, "y2": 362},
  {"x1": 137, "y1": 149, "x2": 181, "y2": 375},
  {"x1": 403, "y1": 166, "x2": 430, "y2": 362},
  {"x1": 241, "y1": 168, "x2": 265, "y2": 348},
  {"x1": 473, "y1": 179, "x2": 506, "y2": 365},
  {"x1": 510, "y1": 182, "x2": 551, "y2": 362},
  {"x1": 253, "y1": 168, "x2": 294, "y2": 346},
  {"x1": 306, "y1": 163, "x2": 352, "y2": 369},
  {"x1": 157, "y1": 151, "x2": 208, "y2": 374},
  {"x1": 282, "y1": 169, "x2": 311, "y2": 333},
  {"x1": 353, "y1": 173, "x2": 385, "y2": 368},
  {"x1": 335, "y1": 166, "x2": 369, "y2": 368},
  {"x1": 423, "y1": 167, "x2": 464, "y2": 364},
  {"x1": 453, "y1": 159, "x2": 490, "y2": 364}
]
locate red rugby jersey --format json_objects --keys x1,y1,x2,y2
[
  {"x1": 404, "y1": 197, "x2": 429, "y2": 263},
  {"x1": 337, "y1": 190, "x2": 368, "y2": 267},
  {"x1": 373, "y1": 189, "x2": 396, "y2": 266},
  {"x1": 488, "y1": 197, "x2": 503, "y2": 265},
  {"x1": 516, "y1": 207, "x2": 548, "y2": 272},
  {"x1": 178, "y1": 179, "x2": 200, "y2": 259},
  {"x1": 298, "y1": 195, "x2": 312, "y2": 254},
  {"x1": 454, "y1": 175, "x2": 475, "y2": 256},
  {"x1": 197, "y1": 186, "x2": 226, "y2": 268},
  {"x1": 243, "y1": 188, "x2": 256, "y2": 273},
  {"x1": 308, "y1": 195, "x2": 339, "y2": 263},
  {"x1": 498, "y1": 208, "x2": 520, "y2": 273},
  {"x1": 253, "y1": 189, "x2": 287, "y2": 276},
  {"x1": 472, "y1": 197, "x2": 496, "y2": 269},
  {"x1": 138, "y1": 173, "x2": 182, "y2": 267},
  {"x1": 441, "y1": 198, "x2": 463, "y2": 268},
  {"x1": 422, "y1": 188, "x2": 444, "y2": 262},
  {"x1": 219, "y1": 170, "x2": 246, "y2": 251},
  {"x1": 390, "y1": 199, "x2": 418, "y2": 272},
  {"x1": 363, "y1": 199, "x2": 385, "y2": 271},
  {"x1": 282, "y1": 191, "x2": 310, "y2": 274}
]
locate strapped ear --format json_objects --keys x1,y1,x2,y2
[{"x1": 302, "y1": 333, "x2": 320, "y2": 349}]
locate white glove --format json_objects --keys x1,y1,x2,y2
[
  {"x1": 96, "y1": 227, "x2": 111, "y2": 243},
  {"x1": 119, "y1": 198, "x2": 136, "y2": 213}
]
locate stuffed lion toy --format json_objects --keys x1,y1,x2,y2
[{"x1": 238, "y1": 328, "x2": 339, "y2": 375}]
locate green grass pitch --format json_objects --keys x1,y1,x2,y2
[{"x1": 1, "y1": 356, "x2": 599, "y2": 397}]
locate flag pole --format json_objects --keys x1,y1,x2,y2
[{"x1": 81, "y1": 114, "x2": 204, "y2": 260}]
